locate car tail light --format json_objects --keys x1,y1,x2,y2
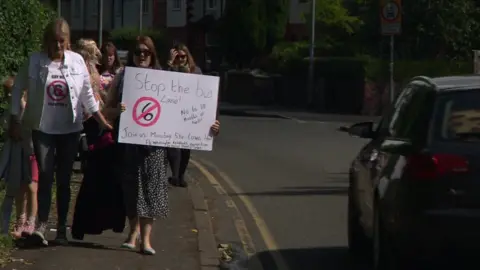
[{"x1": 405, "y1": 153, "x2": 469, "y2": 179}]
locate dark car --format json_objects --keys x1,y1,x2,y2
[{"x1": 343, "y1": 75, "x2": 480, "y2": 269}]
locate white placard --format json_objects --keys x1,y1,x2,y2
[{"x1": 117, "y1": 66, "x2": 219, "y2": 151}]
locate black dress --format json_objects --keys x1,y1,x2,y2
[{"x1": 71, "y1": 117, "x2": 126, "y2": 240}]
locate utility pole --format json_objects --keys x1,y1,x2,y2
[
  {"x1": 389, "y1": 35, "x2": 394, "y2": 103},
  {"x1": 307, "y1": 0, "x2": 316, "y2": 107},
  {"x1": 57, "y1": 0, "x2": 61, "y2": 16},
  {"x1": 139, "y1": 0, "x2": 143, "y2": 31},
  {"x1": 98, "y1": 0, "x2": 104, "y2": 47}
]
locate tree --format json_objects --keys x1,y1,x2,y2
[
  {"x1": 217, "y1": 0, "x2": 266, "y2": 67},
  {"x1": 401, "y1": 0, "x2": 480, "y2": 59},
  {"x1": 264, "y1": 0, "x2": 289, "y2": 51},
  {"x1": 310, "y1": 0, "x2": 363, "y2": 54},
  {"x1": 0, "y1": 0, "x2": 56, "y2": 79},
  {"x1": 353, "y1": 0, "x2": 480, "y2": 59}
]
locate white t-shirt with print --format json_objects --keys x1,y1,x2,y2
[{"x1": 38, "y1": 61, "x2": 83, "y2": 134}]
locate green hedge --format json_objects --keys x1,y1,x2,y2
[
  {"x1": 0, "y1": 0, "x2": 55, "y2": 137},
  {"x1": 269, "y1": 55, "x2": 472, "y2": 85},
  {"x1": 361, "y1": 57, "x2": 472, "y2": 84},
  {"x1": 268, "y1": 42, "x2": 472, "y2": 83},
  {"x1": 0, "y1": 0, "x2": 55, "y2": 79},
  {"x1": 109, "y1": 27, "x2": 167, "y2": 62}
]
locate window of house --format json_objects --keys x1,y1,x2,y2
[
  {"x1": 173, "y1": 0, "x2": 181, "y2": 10},
  {"x1": 143, "y1": 0, "x2": 149, "y2": 14},
  {"x1": 207, "y1": 0, "x2": 217, "y2": 9}
]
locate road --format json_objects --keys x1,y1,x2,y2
[{"x1": 191, "y1": 112, "x2": 371, "y2": 270}]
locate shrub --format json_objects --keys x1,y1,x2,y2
[
  {"x1": 268, "y1": 41, "x2": 309, "y2": 71},
  {"x1": 109, "y1": 27, "x2": 167, "y2": 61},
  {"x1": 0, "y1": 0, "x2": 55, "y2": 79},
  {"x1": 359, "y1": 55, "x2": 472, "y2": 84},
  {"x1": 271, "y1": 50, "x2": 472, "y2": 84},
  {"x1": 0, "y1": 0, "x2": 55, "y2": 137}
]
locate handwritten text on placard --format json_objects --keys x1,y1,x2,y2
[{"x1": 117, "y1": 66, "x2": 219, "y2": 151}]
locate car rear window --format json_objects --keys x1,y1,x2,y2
[{"x1": 433, "y1": 89, "x2": 480, "y2": 141}]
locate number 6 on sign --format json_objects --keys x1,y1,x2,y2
[{"x1": 132, "y1": 97, "x2": 161, "y2": 127}]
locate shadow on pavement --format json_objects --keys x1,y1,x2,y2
[
  {"x1": 231, "y1": 186, "x2": 348, "y2": 197},
  {"x1": 326, "y1": 172, "x2": 350, "y2": 183},
  {"x1": 250, "y1": 246, "x2": 368, "y2": 270}
]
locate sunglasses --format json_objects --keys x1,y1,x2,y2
[
  {"x1": 134, "y1": 49, "x2": 151, "y2": 57},
  {"x1": 177, "y1": 55, "x2": 187, "y2": 59}
]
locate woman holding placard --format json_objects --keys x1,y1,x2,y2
[
  {"x1": 166, "y1": 43, "x2": 220, "y2": 188},
  {"x1": 105, "y1": 36, "x2": 167, "y2": 255}
]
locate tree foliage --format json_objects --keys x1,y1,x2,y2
[
  {"x1": 354, "y1": 0, "x2": 480, "y2": 59},
  {"x1": 315, "y1": 0, "x2": 362, "y2": 34},
  {"x1": 220, "y1": 0, "x2": 362, "y2": 64},
  {"x1": 217, "y1": 0, "x2": 267, "y2": 67},
  {"x1": 109, "y1": 27, "x2": 166, "y2": 59},
  {"x1": 401, "y1": 0, "x2": 480, "y2": 59},
  {"x1": 0, "y1": 0, "x2": 56, "y2": 79},
  {"x1": 264, "y1": 0, "x2": 289, "y2": 51}
]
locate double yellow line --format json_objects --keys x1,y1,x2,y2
[{"x1": 190, "y1": 159, "x2": 290, "y2": 270}]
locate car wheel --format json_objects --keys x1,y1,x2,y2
[
  {"x1": 348, "y1": 186, "x2": 369, "y2": 258},
  {"x1": 373, "y1": 203, "x2": 399, "y2": 270}
]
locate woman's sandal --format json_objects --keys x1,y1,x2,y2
[
  {"x1": 140, "y1": 246, "x2": 156, "y2": 255},
  {"x1": 120, "y1": 234, "x2": 140, "y2": 250},
  {"x1": 120, "y1": 242, "x2": 136, "y2": 250}
]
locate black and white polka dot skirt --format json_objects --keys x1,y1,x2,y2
[{"x1": 121, "y1": 146, "x2": 169, "y2": 219}]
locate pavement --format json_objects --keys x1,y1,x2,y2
[{"x1": 3, "y1": 171, "x2": 218, "y2": 270}]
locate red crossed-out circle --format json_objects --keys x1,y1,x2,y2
[
  {"x1": 381, "y1": 1, "x2": 399, "y2": 22},
  {"x1": 46, "y1": 80, "x2": 68, "y2": 101},
  {"x1": 132, "y1": 97, "x2": 161, "y2": 127}
]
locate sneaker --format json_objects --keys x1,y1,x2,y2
[
  {"x1": 55, "y1": 226, "x2": 68, "y2": 245},
  {"x1": 32, "y1": 222, "x2": 49, "y2": 246}
]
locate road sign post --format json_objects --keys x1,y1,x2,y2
[{"x1": 380, "y1": 0, "x2": 401, "y2": 103}]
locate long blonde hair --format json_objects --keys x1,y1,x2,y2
[
  {"x1": 42, "y1": 18, "x2": 71, "y2": 52},
  {"x1": 75, "y1": 39, "x2": 105, "y2": 105}
]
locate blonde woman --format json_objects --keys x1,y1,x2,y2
[
  {"x1": 75, "y1": 39, "x2": 103, "y2": 108},
  {"x1": 71, "y1": 39, "x2": 125, "y2": 241},
  {"x1": 9, "y1": 18, "x2": 112, "y2": 246}
]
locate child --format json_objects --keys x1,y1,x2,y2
[{"x1": 0, "y1": 76, "x2": 38, "y2": 238}]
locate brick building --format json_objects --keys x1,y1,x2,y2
[{"x1": 40, "y1": 0, "x2": 309, "y2": 67}]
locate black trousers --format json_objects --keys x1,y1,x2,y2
[{"x1": 167, "y1": 148, "x2": 191, "y2": 181}]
